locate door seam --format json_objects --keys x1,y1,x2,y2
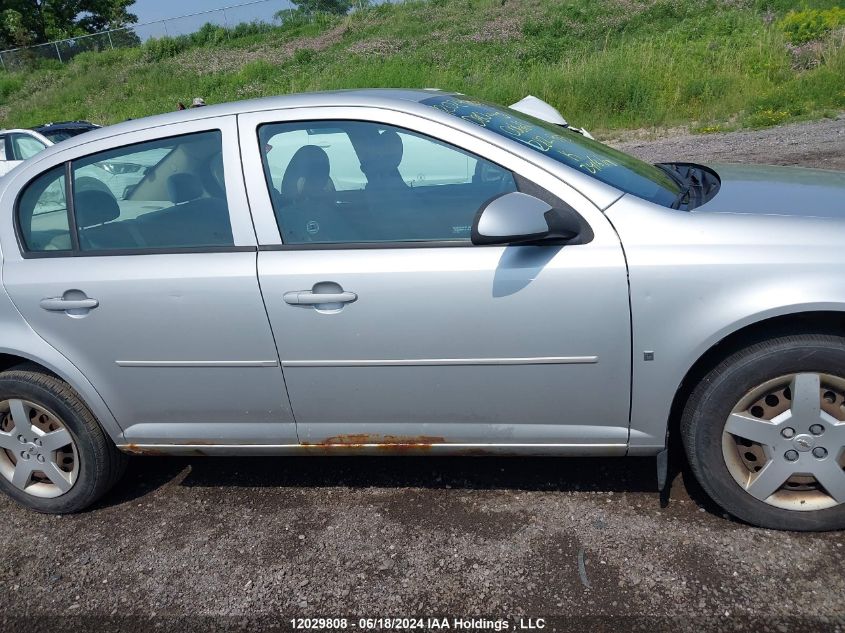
[{"x1": 253, "y1": 250, "x2": 301, "y2": 443}]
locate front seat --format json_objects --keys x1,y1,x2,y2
[
  {"x1": 360, "y1": 129, "x2": 424, "y2": 240},
  {"x1": 360, "y1": 129, "x2": 408, "y2": 192},
  {"x1": 280, "y1": 145, "x2": 336, "y2": 201},
  {"x1": 279, "y1": 145, "x2": 347, "y2": 242}
]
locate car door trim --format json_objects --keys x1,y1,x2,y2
[
  {"x1": 118, "y1": 442, "x2": 627, "y2": 456},
  {"x1": 281, "y1": 356, "x2": 599, "y2": 367},
  {"x1": 258, "y1": 241, "x2": 475, "y2": 251},
  {"x1": 20, "y1": 245, "x2": 258, "y2": 259},
  {"x1": 115, "y1": 360, "x2": 279, "y2": 367}
]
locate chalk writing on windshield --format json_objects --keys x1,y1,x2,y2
[{"x1": 426, "y1": 96, "x2": 618, "y2": 175}]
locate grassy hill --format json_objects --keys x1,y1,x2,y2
[{"x1": 1, "y1": 0, "x2": 844, "y2": 135}]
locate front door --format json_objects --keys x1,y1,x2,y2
[
  {"x1": 2, "y1": 118, "x2": 295, "y2": 446},
  {"x1": 241, "y1": 111, "x2": 631, "y2": 450}
]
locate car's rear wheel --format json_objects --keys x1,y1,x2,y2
[
  {"x1": 682, "y1": 334, "x2": 845, "y2": 531},
  {"x1": 0, "y1": 365, "x2": 127, "y2": 513}
]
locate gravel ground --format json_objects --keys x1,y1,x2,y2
[
  {"x1": 611, "y1": 115, "x2": 845, "y2": 170},
  {"x1": 2, "y1": 119, "x2": 845, "y2": 633}
]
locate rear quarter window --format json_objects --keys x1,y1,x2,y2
[{"x1": 17, "y1": 165, "x2": 72, "y2": 252}]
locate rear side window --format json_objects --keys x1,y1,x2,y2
[
  {"x1": 71, "y1": 131, "x2": 233, "y2": 251},
  {"x1": 17, "y1": 131, "x2": 235, "y2": 255},
  {"x1": 17, "y1": 166, "x2": 71, "y2": 252}
]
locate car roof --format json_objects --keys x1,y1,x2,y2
[
  {"x1": 0, "y1": 128, "x2": 53, "y2": 145},
  {"x1": 34, "y1": 121, "x2": 99, "y2": 130},
  {"x1": 26, "y1": 89, "x2": 452, "y2": 156},
  {"x1": 0, "y1": 128, "x2": 48, "y2": 135}
]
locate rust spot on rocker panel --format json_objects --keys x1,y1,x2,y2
[
  {"x1": 122, "y1": 435, "x2": 450, "y2": 455},
  {"x1": 121, "y1": 443, "x2": 209, "y2": 456},
  {"x1": 122, "y1": 443, "x2": 167, "y2": 456},
  {"x1": 302, "y1": 434, "x2": 446, "y2": 452}
]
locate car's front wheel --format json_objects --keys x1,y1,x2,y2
[
  {"x1": 0, "y1": 365, "x2": 127, "y2": 513},
  {"x1": 682, "y1": 333, "x2": 845, "y2": 531}
]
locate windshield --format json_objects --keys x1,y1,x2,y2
[{"x1": 422, "y1": 95, "x2": 681, "y2": 207}]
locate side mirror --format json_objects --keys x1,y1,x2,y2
[{"x1": 471, "y1": 191, "x2": 580, "y2": 246}]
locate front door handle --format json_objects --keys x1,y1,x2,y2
[
  {"x1": 283, "y1": 291, "x2": 357, "y2": 306},
  {"x1": 40, "y1": 297, "x2": 99, "y2": 311}
]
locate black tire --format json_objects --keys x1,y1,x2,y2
[
  {"x1": 681, "y1": 333, "x2": 845, "y2": 531},
  {"x1": 0, "y1": 365, "x2": 127, "y2": 513}
]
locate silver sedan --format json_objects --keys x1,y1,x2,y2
[{"x1": 0, "y1": 89, "x2": 843, "y2": 531}]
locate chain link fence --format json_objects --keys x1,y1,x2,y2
[{"x1": 0, "y1": 0, "x2": 298, "y2": 71}]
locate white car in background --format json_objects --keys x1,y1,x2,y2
[{"x1": 0, "y1": 129, "x2": 53, "y2": 178}]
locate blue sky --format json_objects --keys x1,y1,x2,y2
[
  {"x1": 127, "y1": 0, "x2": 389, "y2": 39},
  {"x1": 132, "y1": 0, "x2": 221, "y2": 24},
  {"x1": 133, "y1": 0, "x2": 272, "y2": 24},
  {"x1": 130, "y1": 0, "x2": 287, "y2": 37}
]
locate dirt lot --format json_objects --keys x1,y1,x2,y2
[
  {"x1": 612, "y1": 115, "x2": 845, "y2": 171},
  {"x1": 2, "y1": 118, "x2": 845, "y2": 633}
]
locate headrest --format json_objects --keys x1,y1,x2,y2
[
  {"x1": 361, "y1": 130, "x2": 404, "y2": 174},
  {"x1": 281, "y1": 145, "x2": 331, "y2": 198},
  {"x1": 167, "y1": 173, "x2": 203, "y2": 204},
  {"x1": 377, "y1": 129, "x2": 404, "y2": 169},
  {"x1": 74, "y1": 189, "x2": 120, "y2": 227},
  {"x1": 75, "y1": 176, "x2": 113, "y2": 196}
]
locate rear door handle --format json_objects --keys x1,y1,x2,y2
[
  {"x1": 283, "y1": 291, "x2": 357, "y2": 306},
  {"x1": 40, "y1": 298, "x2": 99, "y2": 311}
]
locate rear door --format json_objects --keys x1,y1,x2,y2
[
  {"x1": 240, "y1": 107, "x2": 632, "y2": 450},
  {"x1": 1, "y1": 116, "x2": 295, "y2": 447}
]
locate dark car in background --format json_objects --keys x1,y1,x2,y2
[{"x1": 31, "y1": 121, "x2": 100, "y2": 144}]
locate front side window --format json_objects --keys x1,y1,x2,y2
[
  {"x1": 10, "y1": 133, "x2": 48, "y2": 161},
  {"x1": 71, "y1": 130, "x2": 233, "y2": 251},
  {"x1": 422, "y1": 95, "x2": 682, "y2": 208},
  {"x1": 258, "y1": 121, "x2": 517, "y2": 244},
  {"x1": 17, "y1": 165, "x2": 71, "y2": 252}
]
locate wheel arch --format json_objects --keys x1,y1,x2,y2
[
  {"x1": 0, "y1": 347, "x2": 123, "y2": 442},
  {"x1": 665, "y1": 310, "x2": 845, "y2": 454}
]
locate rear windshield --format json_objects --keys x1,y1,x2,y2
[
  {"x1": 41, "y1": 131, "x2": 72, "y2": 143},
  {"x1": 40, "y1": 128, "x2": 92, "y2": 143},
  {"x1": 422, "y1": 95, "x2": 681, "y2": 207}
]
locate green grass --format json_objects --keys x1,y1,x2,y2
[{"x1": 1, "y1": 0, "x2": 843, "y2": 135}]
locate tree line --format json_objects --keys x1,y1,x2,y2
[
  {"x1": 0, "y1": 0, "x2": 362, "y2": 52},
  {"x1": 0, "y1": 0, "x2": 136, "y2": 49}
]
